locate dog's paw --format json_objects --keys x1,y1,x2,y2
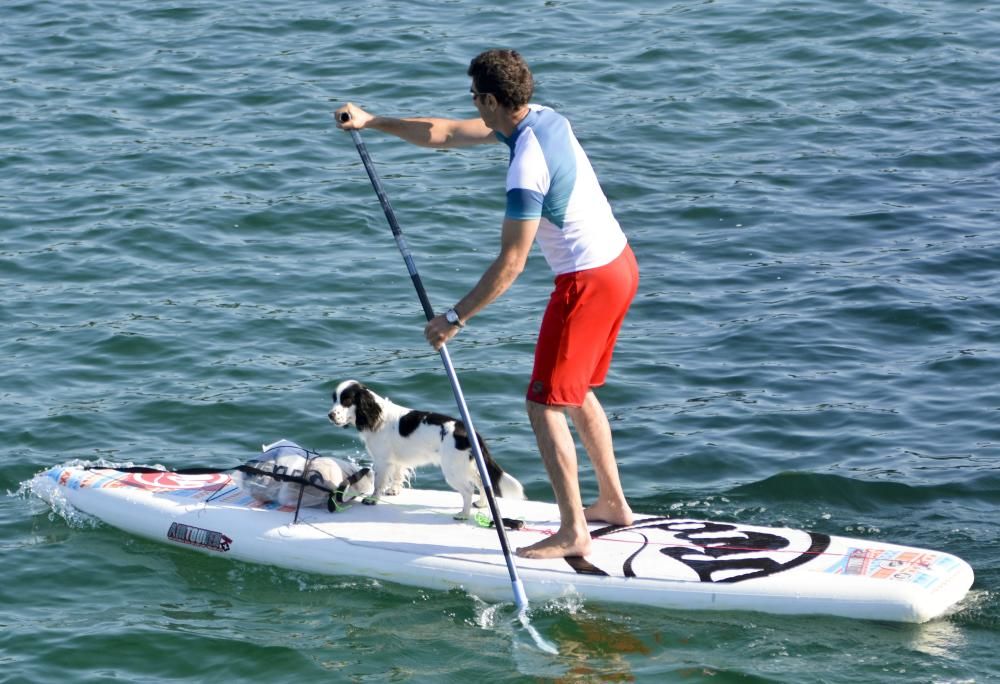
[
  {"x1": 362, "y1": 496, "x2": 379, "y2": 506},
  {"x1": 453, "y1": 512, "x2": 470, "y2": 521},
  {"x1": 383, "y1": 486, "x2": 400, "y2": 497},
  {"x1": 473, "y1": 500, "x2": 486, "y2": 508}
]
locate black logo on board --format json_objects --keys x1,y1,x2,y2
[{"x1": 569, "y1": 517, "x2": 830, "y2": 583}]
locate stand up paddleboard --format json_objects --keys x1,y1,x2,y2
[{"x1": 33, "y1": 462, "x2": 973, "y2": 623}]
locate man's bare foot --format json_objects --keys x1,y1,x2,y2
[
  {"x1": 584, "y1": 499, "x2": 634, "y2": 526},
  {"x1": 516, "y1": 529, "x2": 592, "y2": 559}
]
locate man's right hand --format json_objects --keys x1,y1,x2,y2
[{"x1": 335, "y1": 103, "x2": 373, "y2": 130}]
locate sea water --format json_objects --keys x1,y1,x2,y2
[{"x1": 2, "y1": 1, "x2": 998, "y2": 681}]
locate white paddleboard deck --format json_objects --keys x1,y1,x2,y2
[{"x1": 35, "y1": 464, "x2": 973, "y2": 623}]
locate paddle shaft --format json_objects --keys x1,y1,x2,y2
[{"x1": 341, "y1": 116, "x2": 529, "y2": 612}]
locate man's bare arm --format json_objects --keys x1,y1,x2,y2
[
  {"x1": 423, "y1": 217, "x2": 539, "y2": 350},
  {"x1": 336, "y1": 102, "x2": 495, "y2": 148},
  {"x1": 454, "y1": 217, "x2": 539, "y2": 320}
]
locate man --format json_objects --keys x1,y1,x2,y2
[{"x1": 335, "y1": 49, "x2": 638, "y2": 559}]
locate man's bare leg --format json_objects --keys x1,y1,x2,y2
[
  {"x1": 516, "y1": 400, "x2": 593, "y2": 559},
  {"x1": 568, "y1": 391, "x2": 634, "y2": 526}
]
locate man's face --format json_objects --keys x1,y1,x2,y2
[{"x1": 471, "y1": 82, "x2": 498, "y2": 130}]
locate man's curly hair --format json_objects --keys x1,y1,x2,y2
[{"x1": 467, "y1": 49, "x2": 534, "y2": 109}]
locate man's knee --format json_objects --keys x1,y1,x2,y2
[
  {"x1": 526, "y1": 399, "x2": 567, "y2": 429},
  {"x1": 526, "y1": 398, "x2": 546, "y2": 412},
  {"x1": 526, "y1": 398, "x2": 550, "y2": 422},
  {"x1": 566, "y1": 390, "x2": 601, "y2": 418}
]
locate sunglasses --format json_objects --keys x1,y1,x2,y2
[{"x1": 469, "y1": 87, "x2": 492, "y2": 101}]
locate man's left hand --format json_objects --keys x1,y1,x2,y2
[{"x1": 424, "y1": 314, "x2": 460, "y2": 350}]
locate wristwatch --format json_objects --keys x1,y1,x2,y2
[{"x1": 444, "y1": 308, "x2": 465, "y2": 328}]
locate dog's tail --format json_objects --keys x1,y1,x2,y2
[
  {"x1": 494, "y1": 470, "x2": 526, "y2": 500},
  {"x1": 479, "y1": 437, "x2": 526, "y2": 500}
]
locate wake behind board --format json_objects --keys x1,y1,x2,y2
[{"x1": 34, "y1": 464, "x2": 973, "y2": 623}]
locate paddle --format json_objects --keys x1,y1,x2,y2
[{"x1": 339, "y1": 112, "x2": 556, "y2": 654}]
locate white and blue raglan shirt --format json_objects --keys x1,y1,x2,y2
[{"x1": 497, "y1": 105, "x2": 627, "y2": 275}]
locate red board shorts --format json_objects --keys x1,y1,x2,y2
[{"x1": 527, "y1": 244, "x2": 639, "y2": 407}]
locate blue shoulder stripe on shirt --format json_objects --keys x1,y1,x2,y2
[{"x1": 505, "y1": 188, "x2": 544, "y2": 220}]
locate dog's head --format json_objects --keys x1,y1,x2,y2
[{"x1": 329, "y1": 379, "x2": 384, "y2": 432}]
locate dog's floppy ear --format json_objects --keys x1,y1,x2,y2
[{"x1": 353, "y1": 384, "x2": 383, "y2": 431}]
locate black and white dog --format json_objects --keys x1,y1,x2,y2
[{"x1": 328, "y1": 379, "x2": 525, "y2": 519}]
